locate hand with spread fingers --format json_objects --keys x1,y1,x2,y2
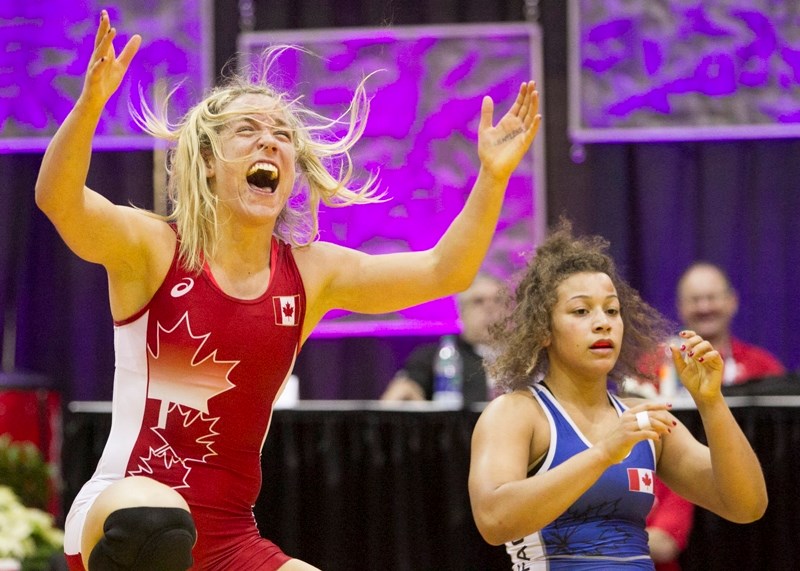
[
  {"x1": 670, "y1": 329, "x2": 724, "y2": 401},
  {"x1": 81, "y1": 10, "x2": 141, "y2": 110},
  {"x1": 477, "y1": 81, "x2": 541, "y2": 180}
]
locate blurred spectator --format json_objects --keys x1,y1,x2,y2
[
  {"x1": 619, "y1": 381, "x2": 695, "y2": 571},
  {"x1": 676, "y1": 262, "x2": 785, "y2": 385},
  {"x1": 647, "y1": 477, "x2": 695, "y2": 571},
  {"x1": 380, "y1": 274, "x2": 503, "y2": 404}
]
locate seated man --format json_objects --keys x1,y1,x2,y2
[
  {"x1": 380, "y1": 274, "x2": 503, "y2": 404},
  {"x1": 676, "y1": 262, "x2": 785, "y2": 385}
]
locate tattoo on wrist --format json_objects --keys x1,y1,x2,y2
[{"x1": 495, "y1": 128, "x2": 523, "y2": 146}]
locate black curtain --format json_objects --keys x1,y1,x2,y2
[
  {"x1": 2, "y1": 0, "x2": 798, "y2": 404},
  {"x1": 63, "y1": 401, "x2": 800, "y2": 570},
  {"x1": 581, "y1": 141, "x2": 800, "y2": 368},
  {"x1": 1, "y1": 152, "x2": 153, "y2": 401}
]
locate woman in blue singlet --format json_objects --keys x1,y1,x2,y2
[{"x1": 468, "y1": 221, "x2": 767, "y2": 570}]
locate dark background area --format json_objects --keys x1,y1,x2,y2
[{"x1": 63, "y1": 398, "x2": 800, "y2": 570}]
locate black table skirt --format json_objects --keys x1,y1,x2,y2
[{"x1": 62, "y1": 399, "x2": 800, "y2": 570}]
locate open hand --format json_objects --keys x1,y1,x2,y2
[
  {"x1": 81, "y1": 10, "x2": 141, "y2": 109},
  {"x1": 477, "y1": 81, "x2": 541, "y2": 180},
  {"x1": 670, "y1": 330, "x2": 724, "y2": 401}
]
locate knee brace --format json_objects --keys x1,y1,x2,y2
[{"x1": 88, "y1": 506, "x2": 196, "y2": 571}]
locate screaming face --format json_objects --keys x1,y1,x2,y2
[
  {"x1": 205, "y1": 92, "x2": 298, "y2": 224},
  {"x1": 246, "y1": 162, "x2": 279, "y2": 192}
]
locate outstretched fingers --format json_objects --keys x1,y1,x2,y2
[
  {"x1": 94, "y1": 10, "x2": 110, "y2": 49},
  {"x1": 515, "y1": 82, "x2": 541, "y2": 143},
  {"x1": 118, "y1": 34, "x2": 142, "y2": 69},
  {"x1": 518, "y1": 82, "x2": 537, "y2": 121},
  {"x1": 507, "y1": 82, "x2": 527, "y2": 119},
  {"x1": 90, "y1": 11, "x2": 141, "y2": 69},
  {"x1": 82, "y1": 12, "x2": 142, "y2": 107},
  {"x1": 672, "y1": 330, "x2": 723, "y2": 371},
  {"x1": 524, "y1": 87, "x2": 540, "y2": 128},
  {"x1": 479, "y1": 95, "x2": 494, "y2": 132}
]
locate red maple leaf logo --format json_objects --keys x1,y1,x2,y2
[
  {"x1": 148, "y1": 312, "x2": 238, "y2": 429},
  {"x1": 282, "y1": 301, "x2": 294, "y2": 318},
  {"x1": 641, "y1": 471, "x2": 653, "y2": 488}
]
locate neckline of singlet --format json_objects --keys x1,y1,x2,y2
[
  {"x1": 526, "y1": 381, "x2": 623, "y2": 475},
  {"x1": 200, "y1": 237, "x2": 278, "y2": 302}
]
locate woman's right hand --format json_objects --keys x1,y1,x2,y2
[
  {"x1": 596, "y1": 403, "x2": 674, "y2": 464},
  {"x1": 80, "y1": 10, "x2": 141, "y2": 110}
]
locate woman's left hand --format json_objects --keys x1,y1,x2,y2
[
  {"x1": 477, "y1": 81, "x2": 541, "y2": 180},
  {"x1": 80, "y1": 10, "x2": 141, "y2": 110},
  {"x1": 670, "y1": 330, "x2": 724, "y2": 402}
]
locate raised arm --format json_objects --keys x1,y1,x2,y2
[
  {"x1": 431, "y1": 81, "x2": 541, "y2": 287},
  {"x1": 656, "y1": 330, "x2": 767, "y2": 523},
  {"x1": 297, "y1": 82, "x2": 541, "y2": 330},
  {"x1": 34, "y1": 11, "x2": 145, "y2": 269}
]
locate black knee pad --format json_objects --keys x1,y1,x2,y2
[{"x1": 88, "y1": 506, "x2": 196, "y2": 571}]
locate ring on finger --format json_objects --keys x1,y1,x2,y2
[{"x1": 635, "y1": 411, "x2": 652, "y2": 431}]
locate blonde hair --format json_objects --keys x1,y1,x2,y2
[{"x1": 133, "y1": 46, "x2": 384, "y2": 272}]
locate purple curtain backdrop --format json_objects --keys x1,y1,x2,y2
[
  {"x1": 0, "y1": 0, "x2": 212, "y2": 151},
  {"x1": 239, "y1": 24, "x2": 541, "y2": 335},
  {"x1": 1, "y1": 0, "x2": 798, "y2": 404}
]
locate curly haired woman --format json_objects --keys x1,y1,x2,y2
[{"x1": 468, "y1": 221, "x2": 766, "y2": 570}]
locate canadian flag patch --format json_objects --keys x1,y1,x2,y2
[
  {"x1": 273, "y1": 295, "x2": 299, "y2": 326},
  {"x1": 627, "y1": 468, "x2": 654, "y2": 494}
]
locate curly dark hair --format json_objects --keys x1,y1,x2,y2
[{"x1": 488, "y1": 219, "x2": 674, "y2": 392}]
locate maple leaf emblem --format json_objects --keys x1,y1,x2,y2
[
  {"x1": 129, "y1": 446, "x2": 192, "y2": 490},
  {"x1": 282, "y1": 301, "x2": 294, "y2": 318},
  {"x1": 641, "y1": 471, "x2": 653, "y2": 488},
  {"x1": 127, "y1": 404, "x2": 223, "y2": 490},
  {"x1": 153, "y1": 403, "x2": 221, "y2": 464},
  {"x1": 148, "y1": 312, "x2": 238, "y2": 429}
]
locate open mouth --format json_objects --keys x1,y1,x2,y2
[{"x1": 246, "y1": 162, "x2": 279, "y2": 192}]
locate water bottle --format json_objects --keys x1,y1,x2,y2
[
  {"x1": 658, "y1": 356, "x2": 679, "y2": 400},
  {"x1": 659, "y1": 338, "x2": 689, "y2": 401},
  {"x1": 432, "y1": 335, "x2": 464, "y2": 407}
]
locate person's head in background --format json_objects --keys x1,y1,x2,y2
[
  {"x1": 456, "y1": 273, "x2": 504, "y2": 348},
  {"x1": 676, "y1": 262, "x2": 738, "y2": 348}
]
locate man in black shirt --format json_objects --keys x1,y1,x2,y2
[{"x1": 380, "y1": 274, "x2": 503, "y2": 404}]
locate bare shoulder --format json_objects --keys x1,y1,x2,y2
[
  {"x1": 293, "y1": 240, "x2": 356, "y2": 275},
  {"x1": 292, "y1": 240, "x2": 361, "y2": 298},
  {"x1": 125, "y1": 206, "x2": 175, "y2": 241},
  {"x1": 109, "y1": 206, "x2": 175, "y2": 276},
  {"x1": 291, "y1": 241, "x2": 350, "y2": 335},
  {"x1": 472, "y1": 388, "x2": 550, "y2": 475},
  {"x1": 475, "y1": 389, "x2": 543, "y2": 435},
  {"x1": 292, "y1": 241, "x2": 334, "y2": 294},
  {"x1": 104, "y1": 209, "x2": 176, "y2": 320}
]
